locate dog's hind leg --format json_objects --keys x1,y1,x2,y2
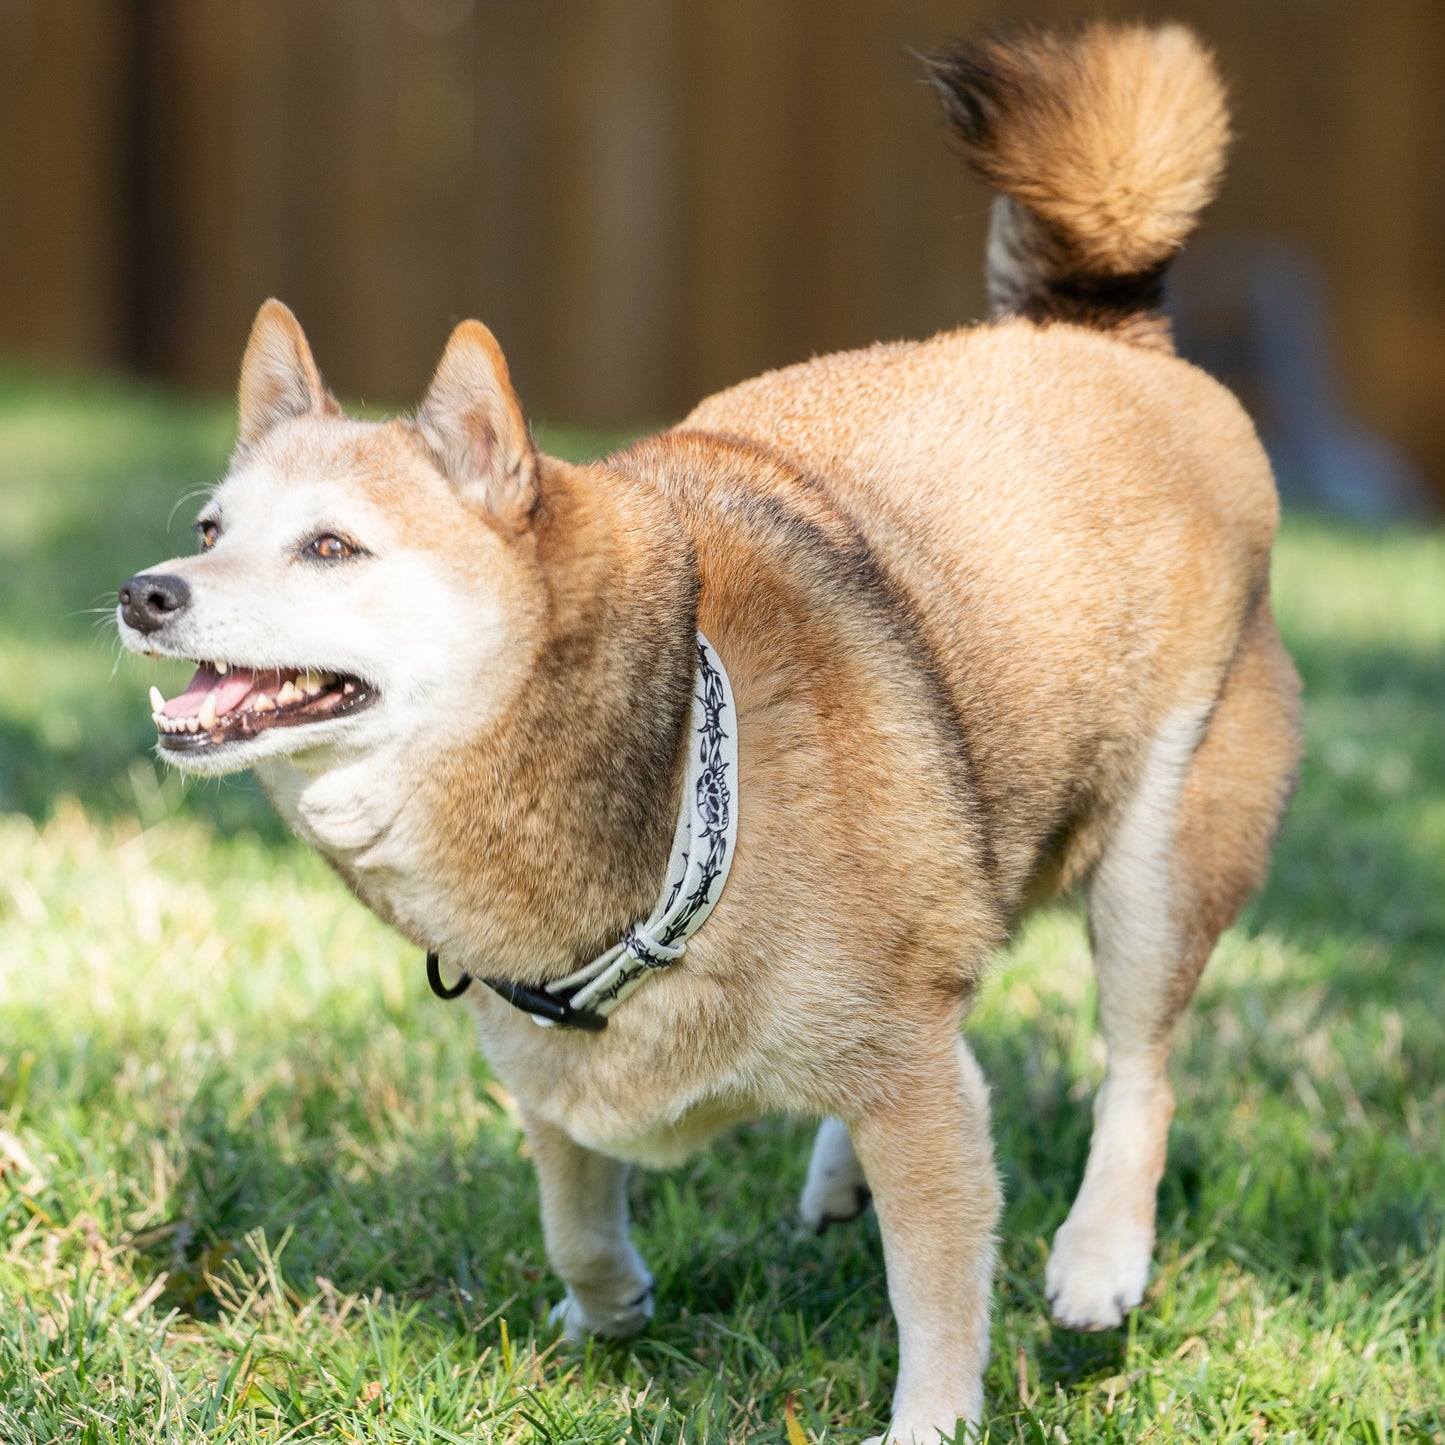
[
  {"x1": 851, "y1": 1033, "x2": 1000, "y2": 1444},
  {"x1": 799, "y1": 1116, "x2": 871, "y2": 1231},
  {"x1": 524, "y1": 1114, "x2": 656, "y2": 1339},
  {"x1": 1046, "y1": 602, "x2": 1300, "y2": 1330}
]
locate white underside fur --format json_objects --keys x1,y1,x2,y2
[
  {"x1": 1045, "y1": 703, "x2": 1209, "y2": 1330},
  {"x1": 1045, "y1": 1074, "x2": 1160, "y2": 1329}
]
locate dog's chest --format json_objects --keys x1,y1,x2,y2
[
  {"x1": 258, "y1": 756, "x2": 460, "y2": 946},
  {"x1": 478, "y1": 999, "x2": 756, "y2": 1166},
  {"x1": 259, "y1": 758, "x2": 758, "y2": 1165}
]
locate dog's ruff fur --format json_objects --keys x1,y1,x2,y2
[{"x1": 118, "y1": 23, "x2": 1300, "y2": 1443}]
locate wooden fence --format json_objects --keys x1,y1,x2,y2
[{"x1": 2, "y1": 0, "x2": 1442, "y2": 499}]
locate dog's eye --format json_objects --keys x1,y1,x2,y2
[
  {"x1": 197, "y1": 520, "x2": 220, "y2": 551},
  {"x1": 308, "y1": 534, "x2": 356, "y2": 561}
]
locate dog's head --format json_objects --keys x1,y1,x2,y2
[{"x1": 117, "y1": 301, "x2": 546, "y2": 778}]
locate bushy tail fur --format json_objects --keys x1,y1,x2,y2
[{"x1": 924, "y1": 23, "x2": 1229, "y2": 350}]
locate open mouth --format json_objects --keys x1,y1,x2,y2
[{"x1": 150, "y1": 661, "x2": 378, "y2": 751}]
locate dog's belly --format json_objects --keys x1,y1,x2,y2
[
  {"x1": 521, "y1": 1075, "x2": 756, "y2": 1169},
  {"x1": 556, "y1": 1092, "x2": 755, "y2": 1168},
  {"x1": 475, "y1": 996, "x2": 759, "y2": 1166}
]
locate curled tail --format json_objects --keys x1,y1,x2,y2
[{"x1": 924, "y1": 23, "x2": 1229, "y2": 350}]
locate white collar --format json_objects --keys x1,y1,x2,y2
[{"x1": 427, "y1": 632, "x2": 739, "y2": 1031}]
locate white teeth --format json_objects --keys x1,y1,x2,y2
[
  {"x1": 214, "y1": 660, "x2": 229, "y2": 675},
  {"x1": 197, "y1": 693, "x2": 219, "y2": 731},
  {"x1": 277, "y1": 680, "x2": 301, "y2": 707},
  {"x1": 253, "y1": 694, "x2": 275, "y2": 713},
  {"x1": 149, "y1": 686, "x2": 165, "y2": 713},
  {"x1": 151, "y1": 711, "x2": 164, "y2": 728},
  {"x1": 185, "y1": 717, "x2": 199, "y2": 733}
]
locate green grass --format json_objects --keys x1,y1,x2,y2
[{"x1": 1, "y1": 369, "x2": 1442, "y2": 1443}]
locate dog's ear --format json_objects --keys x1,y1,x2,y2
[
  {"x1": 415, "y1": 321, "x2": 537, "y2": 527},
  {"x1": 236, "y1": 300, "x2": 339, "y2": 448}
]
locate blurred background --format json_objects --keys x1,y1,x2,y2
[{"x1": 2, "y1": 0, "x2": 1443, "y2": 514}]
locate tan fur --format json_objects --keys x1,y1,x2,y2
[
  {"x1": 236, "y1": 299, "x2": 340, "y2": 448},
  {"x1": 118, "y1": 25, "x2": 1300, "y2": 1443},
  {"x1": 414, "y1": 320, "x2": 539, "y2": 528}
]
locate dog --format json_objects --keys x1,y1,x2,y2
[{"x1": 117, "y1": 22, "x2": 1300, "y2": 1442}]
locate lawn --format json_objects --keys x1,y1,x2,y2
[{"x1": 0, "y1": 369, "x2": 1441, "y2": 1444}]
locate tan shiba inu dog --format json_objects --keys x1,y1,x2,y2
[{"x1": 117, "y1": 23, "x2": 1300, "y2": 1442}]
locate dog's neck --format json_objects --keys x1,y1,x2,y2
[{"x1": 289, "y1": 452, "x2": 701, "y2": 983}]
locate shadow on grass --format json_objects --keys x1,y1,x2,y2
[
  {"x1": 104, "y1": 1060, "x2": 896, "y2": 1392},
  {"x1": 58, "y1": 866, "x2": 1437, "y2": 1400}
]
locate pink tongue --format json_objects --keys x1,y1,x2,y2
[{"x1": 162, "y1": 665, "x2": 267, "y2": 719}]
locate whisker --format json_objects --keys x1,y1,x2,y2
[
  {"x1": 92, "y1": 625, "x2": 129, "y2": 659},
  {"x1": 168, "y1": 486, "x2": 215, "y2": 531}
]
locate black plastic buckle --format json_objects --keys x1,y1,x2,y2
[
  {"x1": 482, "y1": 976, "x2": 609, "y2": 1033},
  {"x1": 425, "y1": 951, "x2": 607, "y2": 1031}
]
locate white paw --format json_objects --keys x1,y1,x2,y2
[
  {"x1": 799, "y1": 1172, "x2": 871, "y2": 1233},
  {"x1": 548, "y1": 1279, "x2": 655, "y2": 1340},
  {"x1": 1045, "y1": 1208, "x2": 1152, "y2": 1331},
  {"x1": 863, "y1": 1411, "x2": 979, "y2": 1444},
  {"x1": 799, "y1": 1117, "x2": 871, "y2": 1233}
]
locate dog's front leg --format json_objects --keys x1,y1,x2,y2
[
  {"x1": 851, "y1": 1036, "x2": 999, "y2": 1444},
  {"x1": 523, "y1": 1113, "x2": 655, "y2": 1339}
]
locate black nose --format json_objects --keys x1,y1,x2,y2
[{"x1": 118, "y1": 573, "x2": 191, "y2": 634}]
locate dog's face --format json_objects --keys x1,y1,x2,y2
[{"x1": 116, "y1": 301, "x2": 543, "y2": 779}]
